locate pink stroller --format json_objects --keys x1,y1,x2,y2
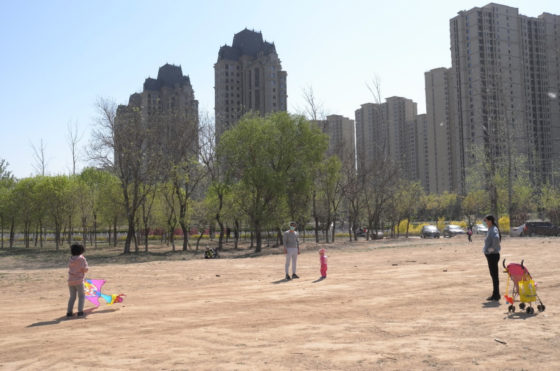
[{"x1": 503, "y1": 259, "x2": 546, "y2": 314}]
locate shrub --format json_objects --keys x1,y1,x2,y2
[
  {"x1": 498, "y1": 215, "x2": 510, "y2": 232},
  {"x1": 437, "y1": 217, "x2": 446, "y2": 232}
]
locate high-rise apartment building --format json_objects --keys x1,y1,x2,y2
[
  {"x1": 424, "y1": 67, "x2": 461, "y2": 193},
  {"x1": 386, "y1": 97, "x2": 418, "y2": 180},
  {"x1": 316, "y1": 114, "x2": 356, "y2": 168},
  {"x1": 355, "y1": 97, "x2": 418, "y2": 179},
  {"x1": 415, "y1": 113, "x2": 431, "y2": 191},
  {"x1": 214, "y1": 29, "x2": 287, "y2": 143},
  {"x1": 450, "y1": 3, "x2": 560, "y2": 187},
  {"x1": 355, "y1": 102, "x2": 386, "y2": 175},
  {"x1": 116, "y1": 64, "x2": 199, "y2": 163}
]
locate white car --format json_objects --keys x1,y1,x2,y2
[
  {"x1": 510, "y1": 224, "x2": 525, "y2": 237},
  {"x1": 474, "y1": 223, "x2": 488, "y2": 235}
]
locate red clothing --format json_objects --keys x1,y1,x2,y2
[
  {"x1": 68, "y1": 255, "x2": 88, "y2": 285},
  {"x1": 320, "y1": 254, "x2": 328, "y2": 277}
]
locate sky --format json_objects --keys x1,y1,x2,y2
[{"x1": 1, "y1": 0, "x2": 559, "y2": 179}]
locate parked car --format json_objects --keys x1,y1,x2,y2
[
  {"x1": 522, "y1": 221, "x2": 560, "y2": 237},
  {"x1": 443, "y1": 224, "x2": 466, "y2": 238},
  {"x1": 510, "y1": 224, "x2": 525, "y2": 237},
  {"x1": 355, "y1": 228, "x2": 367, "y2": 237},
  {"x1": 420, "y1": 225, "x2": 440, "y2": 238},
  {"x1": 473, "y1": 223, "x2": 488, "y2": 235}
]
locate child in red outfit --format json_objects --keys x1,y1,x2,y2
[{"x1": 319, "y1": 248, "x2": 328, "y2": 278}]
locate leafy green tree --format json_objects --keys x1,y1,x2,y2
[
  {"x1": 539, "y1": 184, "x2": 560, "y2": 225},
  {"x1": 11, "y1": 177, "x2": 39, "y2": 248},
  {"x1": 42, "y1": 175, "x2": 71, "y2": 249},
  {"x1": 315, "y1": 156, "x2": 343, "y2": 242},
  {"x1": 0, "y1": 161, "x2": 15, "y2": 248},
  {"x1": 218, "y1": 112, "x2": 327, "y2": 252},
  {"x1": 462, "y1": 189, "x2": 489, "y2": 224}
]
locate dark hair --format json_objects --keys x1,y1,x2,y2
[
  {"x1": 70, "y1": 243, "x2": 85, "y2": 256},
  {"x1": 484, "y1": 215, "x2": 501, "y2": 241}
]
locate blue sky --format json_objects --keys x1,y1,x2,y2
[{"x1": 1, "y1": 0, "x2": 558, "y2": 178}]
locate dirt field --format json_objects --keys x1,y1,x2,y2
[{"x1": 1, "y1": 235, "x2": 559, "y2": 370}]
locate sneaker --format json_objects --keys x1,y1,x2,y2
[
  {"x1": 66, "y1": 312, "x2": 73, "y2": 318},
  {"x1": 292, "y1": 273, "x2": 299, "y2": 279},
  {"x1": 77, "y1": 312, "x2": 84, "y2": 317},
  {"x1": 285, "y1": 274, "x2": 291, "y2": 280}
]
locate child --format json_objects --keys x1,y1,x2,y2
[
  {"x1": 467, "y1": 226, "x2": 473, "y2": 242},
  {"x1": 67, "y1": 243, "x2": 88, "y2": 318},
  {"x1": 319, "y1": 248, "x2": 328, "y2": 278}
]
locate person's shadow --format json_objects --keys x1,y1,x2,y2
[
  {"x1": 481, "y1": 301, "x2": 501, "y2": 309},
  {"x1": 26, "y1": 307, "x2": 119, "y2": 327},
  {"x1": 312, "y1": 277, "x2": 326, "y2": 283},
  {"x1": 271, "y1": 278, "x2": 291, "y2": 284}
]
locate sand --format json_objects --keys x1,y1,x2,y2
[{"x1": 1, "y1": 235, "x2": 559, "y2": 370}]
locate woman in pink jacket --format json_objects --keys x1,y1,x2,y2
[{"x1": 67, "y1": 244, "x2": 88, "y2": 318}]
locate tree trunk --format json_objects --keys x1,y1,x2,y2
[
  {"x1": 313, "y1": 191, "x2": 319, "y2": 243},
  {"x1": 113, "y1": 218, "x2": 117, "y2": 247},
  {"x1": 39, "y1": 220, "x2": 44, "y2": 248},
  {"x1": 234, "y1": 219, "x2": 240, "y2": 249},
  {"x1": 124, "y1": 217, "x2": 134, "y2": 254},
  {"x1": 180, "y1": 221, "x2": 189, "y2": 251},
  {"x1": 196, "y1": 230, "x2": 203, "y2": 251},
  {"x1": 255, "y1": 222, "x2": 262, "y2": 253},
  {"x1": 9, "y1": 218, "x2": 15, "y2": 248},
  {"x1": 93, "y1": 213, "x2": 98, "y2": 248},
  {"x1": 68, "y1": 215, "x2": 73, "y2": 245}
]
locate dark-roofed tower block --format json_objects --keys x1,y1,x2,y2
[
  {"x1": 215, "y1": 29, "x2": 287, "y2": 143},
  {"x1": 115, "y1": 64, "x2": 199, "y2": 175}
]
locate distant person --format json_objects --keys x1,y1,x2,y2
[
  {"x1": 67, "y1": 243, "x2": 88, "y2": 318},
  {"x1": 467, "y1": 225, "x2": 473, "y2": 242},
  {"x1": 483, "y1": 215, "x2": 501, "y2": 301},
  {"x1": 319, "y1": 248, "x2": 328, "y2": 279},
  {"x1": 283, "y1": 221, "x2": 300, "y2": 280}
]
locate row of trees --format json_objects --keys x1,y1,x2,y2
[{"x1": 2, "y1": 104, "x2": 560, "y2": 253}]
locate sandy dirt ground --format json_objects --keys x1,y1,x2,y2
[{"x1": 1, "y1": 235, "x2": 559, "y2": 370}]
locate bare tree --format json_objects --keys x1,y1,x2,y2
[
  {"x1": 199, "y1": 111, "x2": 230, "y2": 250},
  {"x1": 89, "y1": 97, "x2": 161, "y2": 254},
  {"x1": 31, "y1": 139, "x2": 47, "y2": 176},
  {"x1": 302, "y1": 86, "x2": 328, "y2": 243},
  {"x1": 67, "y1": 120, "x2": 82, "y2": 175}
]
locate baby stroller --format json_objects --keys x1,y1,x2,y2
[
  {"x1": 503, "y1": 259, "x2": 546, "y2": 314},
  {"x1": 204, "y1": 247, "x2": 219, "y2": 259}
]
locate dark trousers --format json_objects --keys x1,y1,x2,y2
[{"x1": 485, "y1": 253, "x2": 500, "y2": 296}]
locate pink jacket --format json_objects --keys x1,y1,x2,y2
[{"x1": 68, "y1": 255, "x2": 88, "y2": 285}]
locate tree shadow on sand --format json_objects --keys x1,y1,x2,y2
[{"x1": 26, "y1": 307, "x2": 120, "y2": 327}]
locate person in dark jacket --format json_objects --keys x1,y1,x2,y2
[{"x1": 483, "y1": 215, "x2": 501, "y2": 301}]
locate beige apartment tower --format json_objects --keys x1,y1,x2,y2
[
  {"x1": 214, "y1": 29, "x2": 287, "y2": 143},
  {"x1": 355, "y1": 97, "x2": 418, "y2": 179},
  {"x1": 450, "y1": 3, "x2": 560, "y2": 187},
  {"x1": 316, "y1": 114, "x2": 356, "y2": 169},
  {"x1": 424, "y1": 67, "x2": 461, "y2": 193}
]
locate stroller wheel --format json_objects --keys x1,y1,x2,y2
[
  {"x1": 537, "y1": 304, "x2": 545, "y2": 312},
  {"x1": 508, "y1": 305, "x2": 515, "y2": 313},
  {"x1": 526, "y1": 307, "x2": 534, "y2": 314},
  {"x1": 519, "y1": 303, "x2": 526, "y2": 310}
]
